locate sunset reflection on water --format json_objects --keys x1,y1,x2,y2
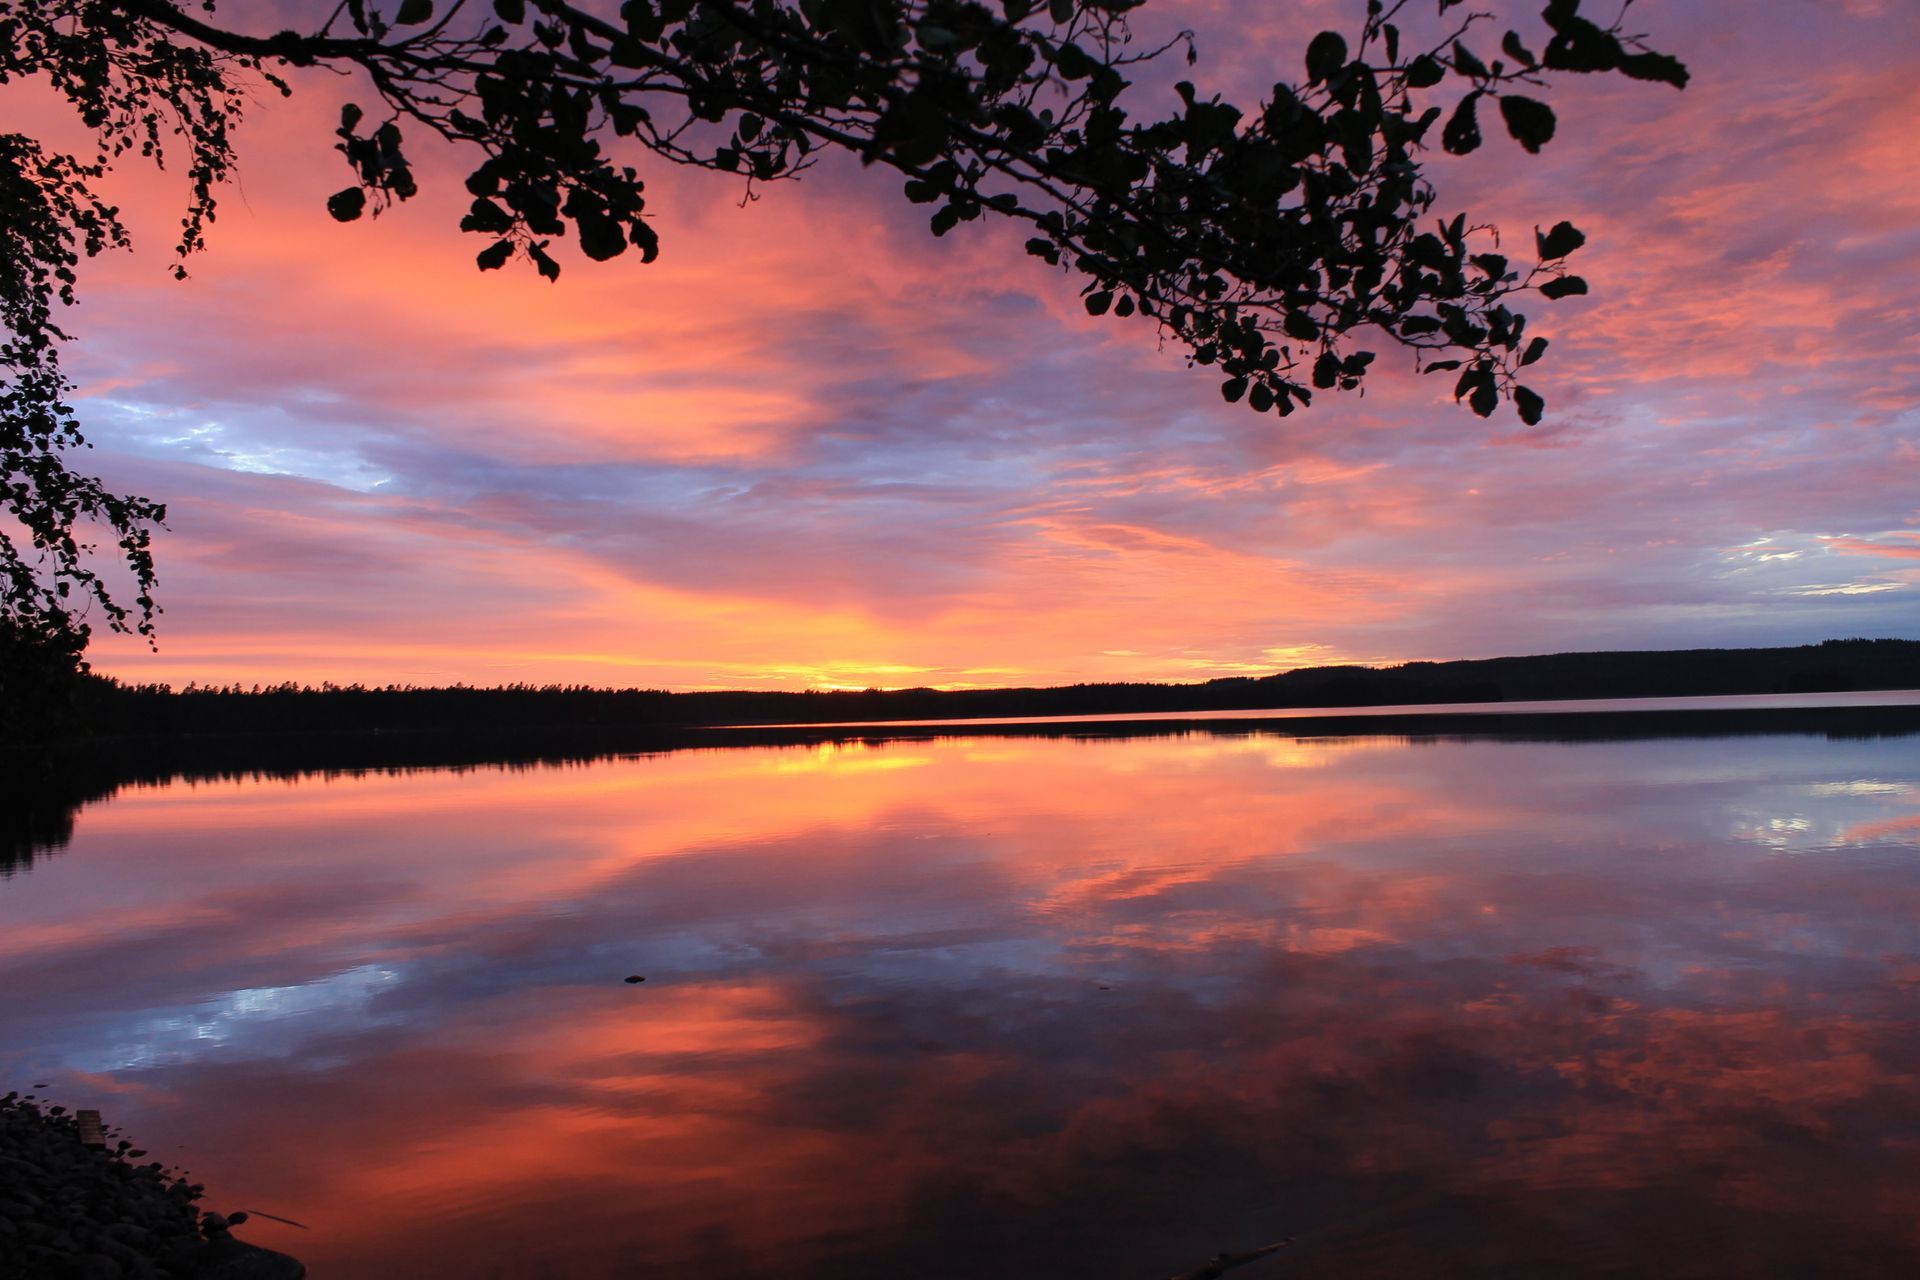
[{"x1": 6, "y1": 729, "x2": 1920, "y2": 1277}]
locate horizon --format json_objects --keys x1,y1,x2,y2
[
  {"x1": 90, "y1": 635, "x2": 1919, "y2": 698},
  {"x1": 19, "y1": 2, "x2": 1920, "y2": 689}
]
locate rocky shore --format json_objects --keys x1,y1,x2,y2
[{"x1": 0, "y1": 1093, "x2": 304, "y2": 1279}]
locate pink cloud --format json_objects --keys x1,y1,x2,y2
[{"x1": 12, "y1": 2, "x2": 1914, "y2": 688}]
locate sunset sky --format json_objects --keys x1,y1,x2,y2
[{"x1": 30, "y1": 0, "x2": 1920, "y2": 689}]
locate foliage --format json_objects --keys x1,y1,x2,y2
[
  {"x1": 1, "y1": 0, "x2": 270, "y2": 651},
  {"x1": 0, "y1": 0, "x2": 1686, "y2": 652}
]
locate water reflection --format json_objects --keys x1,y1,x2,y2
[{"x1": 3, "y1": 729, "x2": 1920, "y2": 1277}]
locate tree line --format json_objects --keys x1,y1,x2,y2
[{"x1": 46, "y1": 638, "x2": 1919, "y2": 740}]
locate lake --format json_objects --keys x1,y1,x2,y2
[{"x1": 6, "y1": 711, "x2": 1920, "y2": 1277}]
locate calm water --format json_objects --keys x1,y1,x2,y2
[{"x1": 7, "y1": 724, "x2": 1920, "y2": 1277}]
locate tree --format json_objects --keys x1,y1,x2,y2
[{"x1": 0, "y1": 0, "x2": 1685, "y2": 664}]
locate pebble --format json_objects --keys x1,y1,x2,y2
[{"x1": 0, "y1": 1093, "x2": 306, "y2": 1278}]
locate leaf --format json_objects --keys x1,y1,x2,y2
[
  {"x1": 1221, "y1": 376, "x2": 1249, "y2": 404},
  {"x1": 459, "y1": 197, "x2": 514, "y2": 234},
  {"x1": 1468, "y1": 370, "x2": 1498, "y2": 418},
  {"x1": 630, "y1": 220, "x2": 660, "y2": 264},
  {"x1": 475, "y1": 239, "x2": 513, "y2": 271},
  {"x1": 1536, "y1": 220, "x2": 1585, "y2": 260},
  {"x1": 1619, "y1": 50, "x2": 1689, "y2": 88},
  {"x1": 576, "y1": 214, "x2": 626, "y2": 262},
  {"x1": 1442, "y1": 92, "x2": 1482, "y2": 155},
  {"x1": 528, "y1": 242, "x2": 560, "y2": 281},
  {"x1": 1520, "y1": 336, "x2": 1549, "y2": 366},
  {"x1": 395, "y1": 0, "x2": 433, "y2": 26},
  {"x1": 1452, "y1": 40, "x2": 1488, "y2": 80},
  {"x1": 1305, "y1": 31, "x2": 1347, "y2": 84},
  {"x1": 1405, "y1": 55, "x2": 1444, "y2": 89},
  {"x1": 1282, "y1": 310, "x2": 1319, "y2": 341},
  {"x1": 1539, "y1": 274, "x2": 1588, "y2": 300},
  {"x1": 1085, "y1": 290, "x2": 1113, "y2": 316},
  {"x1": 325, "y1": 187, "x2": 366, "y2": 222},
  {"x1": 1501, "y1": 31, "x2": 1537, "y2": 67},
  {"x1": 1055, "y1": 42, "x2": 1097, "y2": 80},
  {"x1": 1498, "y1": 96, "x2": 1555, "y2": 153},
  {"x1": 339, "y1": 103, "x2": 364, "y2": 133},
  {"x1": 1049, "y1": 0, "x2": 1074, "y2": 22},
  {"x1": 1515, "y1": 385, "x2": 1545, "y2": 425},
  {"x1": 1249, "y1": 383, "x2": 1275, "y2": 413}
]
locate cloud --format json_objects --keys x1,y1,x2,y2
[{"x1": 15, "y1": 1, "x2": 1915, "y2": 689}]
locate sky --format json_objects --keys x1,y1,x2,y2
[{"x1": 20, "y1": 0, "x2": 1920, "y2": 689}]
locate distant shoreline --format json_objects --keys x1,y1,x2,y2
[{"x1": 60, "y1": 638, "x2": 1920, "y2": 742}]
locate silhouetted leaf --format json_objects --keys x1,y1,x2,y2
[
  {"x1": 1515, "y1": 384, "x2": 1545, "y2": 425},
  {"x1": 1405, "y1": 55, "x2": 1444, "y2": 89},
  {"x1": 1452, "y1": 41, "x2": 1488, "y2": 80},
  {"x1": 1249, "y1": 382, "x2": 1275, "y2": 412},
  {"x1": 1442, "y1": 93, "x2": 1482, "y2": 155},
  {"x1": 494, "y1": 0, "x2": 526, "y2": 22},
  {"x1": 325, "y1": 188, "x2": 365, "y2": 221},
  {"x1": 1305, "y1": 31, "x2": 1347, "y2": 84},
  {"x1": 1468, "y1": 370, "x2": 1498, "y2": 417},
  {"x1": 459, "y1": 197, "x2": 513, "y2": 234},
  {"x1": 1221, "y1": 376, "x2": 1248, "y2": 403},
  {"x1": 576, "y1": 214, "x2": 625, "y2": 261},
  {"x1": 1055, "y1": 42, "x2": 1097, "y2": 81},
  {"x1": 1085, "y1": 289, "x2": 1113, "y2": 316},
  {"x1": 1539, "y1": 274, "x2": 1588, "y2": 299},
  {"x1": 1620, "y1": 50, "x2": 1689, "y2": 88},
  {"x1": 1521, "y1": 336, "x2": 1549, "y2": 366},
  {"x1": 1537, "y1": 220, "x2": 1586, "y2": 260},
  {"x1": 1502, "y1": 31, "x2": 1538, "y2": 67},
  {"x1": 475, "y1": 238, "x2": 513, "y2": 270},
  {"x1": 1499, "y1": 96, "x2": 1555, "y2": 153},
  {"x1": 630, "y1": 220, "x2": 660, "y2": 264},
  {"x1": 396, "y1": 0, "x2": 433, "y2": 26}
]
